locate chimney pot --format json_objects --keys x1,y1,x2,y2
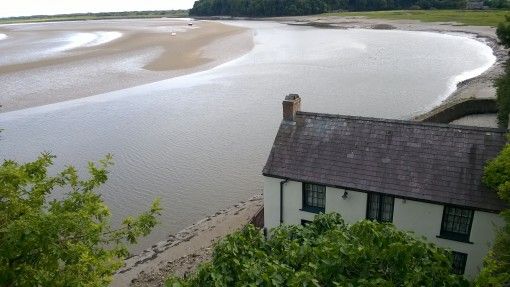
[{"x1": 282, "y1": 94, "x2": 301, "y2": 121}]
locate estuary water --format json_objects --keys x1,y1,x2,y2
[{"x1": 0, "y1": 21, "x2": 496, "y2": 252}]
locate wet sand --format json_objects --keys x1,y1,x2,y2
[{"x1": 0, "y1": 19, "x2": 253, "y2": 112}]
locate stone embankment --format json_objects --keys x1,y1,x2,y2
[{"x1": 111, "y1": 194, "x2": 263, "y2": 287}]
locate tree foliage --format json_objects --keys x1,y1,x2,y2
[
  {"x1": 189, "y1": 0, "x2": 467, "y2": 17},
  {"x1": 496, "y1": 16, "x2": 510, "y2": 127},
  {"x1": 0, "y1": 154, "x2": 161, "y2": 286},
  {"x1": 476, "y1": 141, "x2": 510, "y2": 286},
  {"x1": 167, "y1": 213, "x2": 468, "y2": 286},
  {"x1": 486, "y1": 0, "x2": 510, "y2": 8}
]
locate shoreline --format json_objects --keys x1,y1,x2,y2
[
  {"x1": 111, "y1": 194, "x2": 263, "y2": 287},
  {"x1": 270, "y1": 15, "x2": 508, "y2": 118},
  {"x1": 200, "y1": 15, "x2": 506, "y2": 118}
]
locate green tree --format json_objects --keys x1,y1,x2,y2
[
  {"x1": 496, "y1": 16, "x2": 510, "y2": 127},
  {"x1": 476, "y1": 141, "x2": 510, "y2": 286},
  {"x1": 167, "y1": 213, "x2": 468, "y2": 286},
  {"x1": 188, "y1": 0, "x2": 470, "y2": 16},
  {"x1": 0, "y1": 154, "x2": 162, "y2": 286}
]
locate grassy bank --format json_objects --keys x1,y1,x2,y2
[
  {"x1": 0, "y1": 10, "x2": 189, "y2": 24},
  {"x1": 323, "y1": 10, "x2": 509, "y2": 27}
]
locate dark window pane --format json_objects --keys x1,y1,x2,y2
[
  {"x1": 367, "y1": 193, "x2": 393, "y2": 223},
  {"x1": 380, "y1": 195, "x2": 393, "y2": 222},
  {"x1": 301, "y1": 219, "x2": 312, "y2": 226},
  {"x1": 452, "y1": 252, "x2": 467, "y2": 275},
  {"x1": 367, "y1": 193, "x2": 379, "y2": 220},
  {"x1": 303, "y1": 183, "x2": 325, "y2": 212},
  {"x1": 441, "y1": 206, "x2": 473, "y2": 242}
]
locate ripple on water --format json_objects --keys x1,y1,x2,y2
[{"x1": 0, "y1": 22, "x2": 498, "y2": 254}]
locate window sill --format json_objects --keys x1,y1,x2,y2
[
  {"x1": 436, "y1": 235, "x2": 473, "y2": 244},
  {"x1": 300, "y1": 207, "x2": 324, "y2": 214}
]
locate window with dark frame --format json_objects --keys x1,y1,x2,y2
[
  {"x1": 302, "y1": 183, "x2": 325, "y2": 213},
  {"x1": 451, "y1": 251, "x2": 468, "y2": 275},
  {"x1": 301, "y1": 219, "x2": 312, "y2": 226},
  {"x1": 366, "y1": 193, "x2": 394, "y2": 222},
  {"x1": 440, "y1": 206, "x2": 474, "y2": 242}
]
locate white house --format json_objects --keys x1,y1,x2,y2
[{"x1": 262, "y1": 94, "x2": 507, "y2": 280}]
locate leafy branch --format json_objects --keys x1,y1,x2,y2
[{"x1": 0, "y1": 154, "x2": 161, "y2": 286}]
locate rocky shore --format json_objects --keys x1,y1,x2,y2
[{"x1": 111, "y1": 194, "x2": 263, "y2": 287}]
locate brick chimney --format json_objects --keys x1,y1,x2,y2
[{"x1": 282, "y1": 94, "x2": 301, "y2": 121}]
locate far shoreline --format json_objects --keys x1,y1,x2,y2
[
  {"x1": 1, "y1": 16, "x2": 503, "y2": 117},
  {"x1": 198, "y1": 15, "x2": 506, "y2": 119},
  {"x1": 0, "y1": 10, "x2": 189, "y2": 25},
  {"x1": 272, "y1": 15, "x2": 508, "y2": 119}
]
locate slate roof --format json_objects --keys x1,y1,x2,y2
[{"x1": 263, "y1": 112, "x2": 508, "y2": 212}]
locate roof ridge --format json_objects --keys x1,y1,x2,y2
[{"x1": 296, "y1": 111, "x2": 508, "y2": 133}]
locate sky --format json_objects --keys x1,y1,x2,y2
[{"x1": 1, "y1": 0, "x2": 197, "y2": 18}]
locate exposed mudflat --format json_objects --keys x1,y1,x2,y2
[{"x1": 0, "y1": 19, "x2": 253, "y2": 112}]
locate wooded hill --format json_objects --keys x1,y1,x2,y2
[{"x1": 189, "y1": 0, "x2": 476, "y2": 17}]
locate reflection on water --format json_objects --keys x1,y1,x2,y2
[{"x1": 0, "y1": 21, "x2": 495, "y2": 253}]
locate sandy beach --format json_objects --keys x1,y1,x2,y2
[{"x1": 0, "y1": 19, "x2": 253, "y2": 112}]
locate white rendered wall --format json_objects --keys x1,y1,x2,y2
[
  {"x1": 325, "y1": 186, "x2": 367, "y2": 224},
  {"x1": 263, "y1": 177, "x2": 281, "y2": 230},
  {"x1": 263, "y1": 177, "x2": 367, "y2": 228},
  {"x1": 262, "y1": 176, "x2": 504, "y2": 280},
  {"x1": 392, "y1": 198, "x2": 504, "y2": 280}
]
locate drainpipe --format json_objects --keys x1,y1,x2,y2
[{"x1": 280, "y1": 179, "x2": 288, "y2": 224}]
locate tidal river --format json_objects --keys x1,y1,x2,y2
[{"x1": 0, "y1": 21, "x2": 495, "y2": 253}]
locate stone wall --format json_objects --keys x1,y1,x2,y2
[{"x1": 414, "y1": 98, "x2": 498, "y2": 125}]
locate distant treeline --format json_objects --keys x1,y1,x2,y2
[
  {"x1": 189, "y1": 0, "x2": 501, "y2": 16},
  {"x1": 0, "y1": 10, "x2": 189, "y2": 24}
]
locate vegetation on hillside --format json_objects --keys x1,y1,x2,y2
[
  {"x1": 496, "y1": 16, "x2": 510, "y2": 126},
  {"x1": 476, "y1": 140, "x2": 510, "y2": 286},
  {"x1": 0, "y1": 10, "x2": 188, "y2": 24},
  {"x1": 325, "y1": 10, "x2": 510, "y2": 26},
  {"x1": 0, "y1": 154, "x2": 161, "y2": 286},
  {"x1": 166, "y1": 213, "x2": 468, "y2": 286},
  {"x1": 473, "y1": 18, "x2": 510, "y2": 281},
  {"x1": 188, "y1": 0, "x2": 508, "y2": 17}
]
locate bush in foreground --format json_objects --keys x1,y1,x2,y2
[
  {"x1": 0, "y1": 154, "x2": 161, "y2": 286},
  {"x1": 475, "y1": 141, "x2": 510, "y2": 286},
  {"x1": 167, "y1": 213, "x2": 468, "y2": 286}
]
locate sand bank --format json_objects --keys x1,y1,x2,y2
[
  {"x1": 0, "y1": 19, "x2": 254, "y2": 112},
  {"x1": 111, "y1": 194, "x2": 263, "y2": 287}
]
